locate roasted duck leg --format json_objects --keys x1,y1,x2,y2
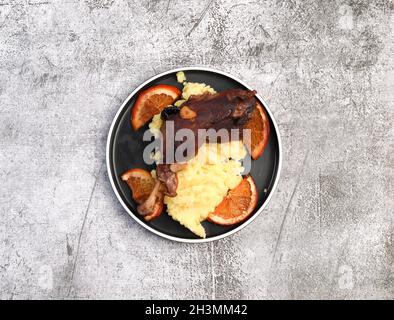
[{"x1": 157, "y1": 89, "x2": 258, "y2": 196}]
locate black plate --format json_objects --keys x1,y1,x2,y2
[{"x1": 107, "y1": 68, "x2": 281, "y2": 242}]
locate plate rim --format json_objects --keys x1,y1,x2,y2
[{"x1": 106, "y1": 66, "x2": 283, "y2": 243}]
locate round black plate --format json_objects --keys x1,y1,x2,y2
[{"x1": 106, "y1": 67, "x2": 282, "y2": 242}]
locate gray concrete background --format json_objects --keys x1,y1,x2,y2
[{"x1": 0, "y1": 0, "x2": 393, "y2": 299}]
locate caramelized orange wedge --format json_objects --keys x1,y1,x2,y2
[{"x1": 208, "y1": 176, "x2": 258, "y2": 226}]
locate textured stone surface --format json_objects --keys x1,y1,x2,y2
[{"x1": 0, "y1": 0, "x2": 393, "y2": 299}]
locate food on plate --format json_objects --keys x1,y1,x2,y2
[
  {"x1": 244, "y1": 102, "x2": 270, "y2": 160},
  {"x1": 156, "y1": 89, "x2": 257, "y2": 196},
  {"x1": 180, "y1": 81, "x2": 216, "y2": 100},
  {"x1": 121, "y1": 168, "x2": 164, "y2": 221},
  {"x1": 131, "y1": 84, "x2": 181, "y2": 130},
  {"x1": 164, "y1": 141, "x2": 246, "y2": 238},
  {"x1": 179, "y1": 105, "x2": 197, "y2": 119},
  {"x1": 207, "y1": 175, "x2": 258, "y2": 225},
  {"x1": 176, "y1": 71, "x2": 186, "y2": 83},
  {"x1": 174, "y1": 80, "x2": 216, "y2": 107},
  {"x1": 122, "y1": 71, "x2": 271, "y2": 237},
  {"x1": 148, "y1": 114, "x2": 163, "y2": 138}
]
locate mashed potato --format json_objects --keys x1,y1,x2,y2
[
  {"x1": 176, "y1": 71, "x2": 186, "y2": 83},
  {"x1": 148, "y1": 114, "x2": 163, "y2": 138},
  {"x1": 164, "y1": 141, "x2": 246, "y2": 238},
  {"x1": 174, "y1": 99, "x2": 186, "y2": 107},
  {"x1": 174, "y1": 81, "x2": 216, "y2": 107},
  {"x1": 181, "y1": 82, "x2": 216, "y2": 100},
  {"x1": 148, "y1": 114, "x2": 164, "y2": 163}
]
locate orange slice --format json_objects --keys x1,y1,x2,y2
[
  {"x1": 244, "y1": 102, "x2": 270, "y2": 160},
  {"x1": 121, "y1": 168, "x2": 155, "y2": 204},
  {"x1": 207, "y1": 176, "x2": 258, "y2": 226},
  {"x1": 121, "y1": 168, "x2": 163, "y2": 221},
  {"x1": 131, "y1": 84, "x2": 181, "y2": 130}
]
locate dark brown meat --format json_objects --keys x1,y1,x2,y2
[
  {"x1": 157, "y1": 89, "x2": 257, "y2": 196},
  {"x1": 156, "y1": 164, "x2": 178, "y2": 197}
]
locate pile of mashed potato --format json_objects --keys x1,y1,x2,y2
[{"x1": 164, "y1": 141, "x2": 246, "y2": 238}]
